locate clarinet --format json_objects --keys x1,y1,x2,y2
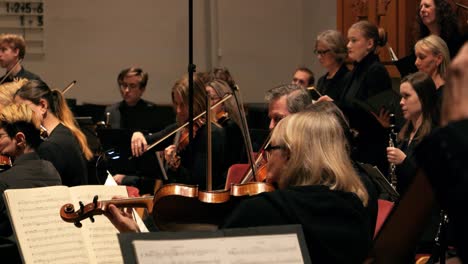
[{"x1": 388, "y1": 113, "x2": 398, "y2": 190}]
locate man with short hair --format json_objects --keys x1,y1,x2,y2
[
  {"x1": 265, "y1": 84, "x2": 311, "y2": 130},
  {"x1": 291, "y1": 67, "x2": 314, "y2": 88},
  {"x1": 0, "y1": 34, "x2": 41, "y2": 83},
  {"x1": 105, "y1": 67, "x2": 173, "y2": 133}
]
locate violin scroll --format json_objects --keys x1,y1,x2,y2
[
  {"x1": 60, "y1": 195, "x2": 154, "y2": 228},
  {"x1": 60, "y1": 195, "x2": 102, "y2": 228}
]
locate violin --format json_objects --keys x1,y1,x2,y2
[
  {"x1": 215, "y1": 110, "x2": 229, "y2": 125},
  {"x1": 60, "y1": 195, "x2": 153, "y2": 228},
  {"x1": 240, "y1": 133, "x2": 271, "y2": 184},
  {"x1": 0, "y1": 155, "x2": 12, "y2": 171},
  {"x1": 59, "y1": 182, "x2": 275, "y2": 230},
  {"x1": 166, "y1": 119, "x2": 204, "y2": 170}
]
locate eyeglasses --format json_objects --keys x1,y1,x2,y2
[
  {"x1": 119, "y1": 83, "x2": 140, "y2": 90},
  {"x1": 314, "y1": 49, "x2": 331, "y2": 55},
  {"x1": 263, "y1": 144, "x2": 284, "y2": 159}
]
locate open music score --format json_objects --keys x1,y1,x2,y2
[
  {"x1": 133, "y1": 234, "x2": 304, "y2": 264},
  {"x1": 4, "y1": 185, "x2": 128, "y2": 264}
]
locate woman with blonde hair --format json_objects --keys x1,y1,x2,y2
[
  {"x1": 107, "y1": 110, "x2": 372, "y2": 262},
  {"x1": 414, "y1": 34, "x2": 450, "y2": 124},
  {"x1": 223, "y1": 110, "x2": 371, "y2": 263},
  {"x1": 415, "y1": 34, "x2": 450, "y2": 89},
  {"x1": 0, "y1": 78, "x2": 28, "y2": 110},
  {"x1": 14, "y1": 80, "x2": 91, "y2": 186}
]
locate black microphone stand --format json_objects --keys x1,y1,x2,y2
[{"x1": 188, "y1": 0, "x2": 195, "y2": 170}]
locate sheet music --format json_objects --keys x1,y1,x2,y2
[
  {"x1": 5, "y1": 186, "x2": 92, "y2": 264},
  {"x1": 132, "y1": 234, "x2": 304, "y2": 264},
  {"x1": 71, "y1": 185, "x2": 128, "y2": 264}
]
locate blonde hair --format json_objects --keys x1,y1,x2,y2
[
  {"x1": 271, "y1": 111, "x2": 368, "y2": 206},
  {"x1": 0, "y1": 78, "x2": 28, "y2": 110},
  {"x1": 15, "y1": 80, "x2": 93, "y2": 160},
  {"x1": 0, "y1": 103, "x2": 42, "y2": 149},
  {"x1": 415, "y1": 34, "x2": 451, "y2": 80}
]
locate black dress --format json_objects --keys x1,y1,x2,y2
[
  {"x1": 222, "y1": 185, "x2": 372, "y2": 264},
  {"x1": 37, "y1": 123, "x2": 88, "y2": 186}
]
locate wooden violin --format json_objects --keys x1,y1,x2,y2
[
  {"x1": 60, "y1": 195, "x2": 153, "y2": 228},
  {"x1": 240, "y1": 133, "x2": 271, "y2": 184},
  {"x1": 0, "y1": 155, "x2": 12, "y2": 171},
  {"x1": 59, "y1": 182, "x2": 274, "y2": 230}
]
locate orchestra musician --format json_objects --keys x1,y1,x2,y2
[
  {"x1": 411, "y1": 43, "x2": 468, "y2": 263},
  {"x1": 0, "y1": 104, "x2": 61, "y2": 262},
  {"x1": 265, "y1": 83, "x2": 311, "y2": 130},
  {"x1": 105, "y1": 67, "x2": 173, "y2": 132},
  {"x1": 314, "y1": 30, "x2": 350, "y2": 101},
  {"x1": 206, "y1": 79, "x2": 245, "y2": 166},
  {"x1": 105, "y1": 67, "x2": 174, "y2": 191},
  {"x1": 305, "y1": 101, "x2": 379, "y2": 236},
  {"x1": 291, "y1": 66, "x2": 314, "y2": 88},
  {"x1": 14, "y1": 80, "x2": 92, "y2": 186},
  {"x1": 106, "y1": 110, "x2": 372, "y2": 263},
  {"x1": 386, "y1": 71, "x2": 440, "y2": 257},
  {"x1": 414, "y1": 0, "x2": 464, "y2": 58},
  {"x1": 414, "y1": 34, "x2": 451, "y2": 125},
  {"x1": 130, "y1": 72, "x2": 227, "y2": 190},
  {"x1": 320, "y1": 20, "x2": 393, "y2": 173},
  {"x1": 0, "y1": 34, "x2": 41, "y2": 83},
  {"x1": 386, "y1": 72, "x2": 437, "y2": 195}
]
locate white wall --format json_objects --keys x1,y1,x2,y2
[{"x1": 21, "y1": 0, "x2": 336, "y2": 104}]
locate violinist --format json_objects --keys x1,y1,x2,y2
[
  {"x1": 265, "y1": 84, "x2": 311, "y2": 130},
  {"x1": 131, "y1": 73, "x2": 227, "y2": 190},
  {"x1": 0, "y1": 104, "x2": 61, "y2": 261},
  {"x1": 223, "y1": 110, "x2": 372, "y2": 263},
  {"x1": 206, "y1": 79, "x2": 245, "y2": 166},
  {"x1": 0, "y1": 34, "x2": 41, "y2": 83},
  {"x1": 14, "y1": 80, "x2": 92, "y2": 186},
  {"x1": 106, "y1": 110, "x2": 372, "y2": 263}
]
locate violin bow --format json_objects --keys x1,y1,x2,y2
[
  {"x1": 136, "y1": 93, "x2": 233, "y2": 156},
  {"x1": 0, "y1": 59, "x2": 22, "y2": 85},
  {"x1": 61, "y1": 80, "x2": 77, "y2": 94}
]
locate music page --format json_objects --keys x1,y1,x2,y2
[{"x1": 132, "y1": 233, "x2": 304, "y2": 264}]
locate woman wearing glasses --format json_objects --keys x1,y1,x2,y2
[
  {"x1": 223, "y1": 110, "x2": 372, "y2": 263},
  {"x1": 314, "y1": 30, "x2": 350, "y2": 102}
]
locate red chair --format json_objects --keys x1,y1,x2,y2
[
  {"x1": 224, "y1": 164, "x2": 249, "y2": 190},
  {"x1": 374, "y1": 199, "x2": 395, "y2": 238}
]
